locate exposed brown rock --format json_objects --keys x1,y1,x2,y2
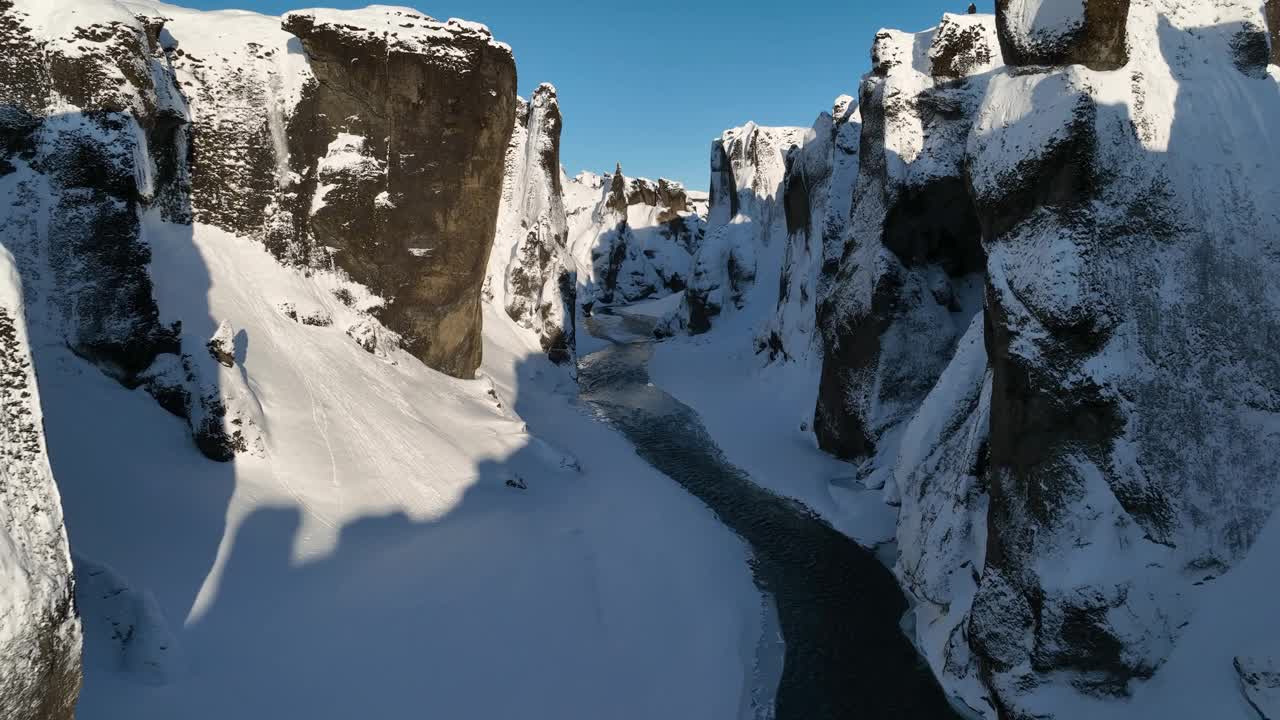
[
  {"x1": 931, "y1": 12, "x2": 999, "y2": 78},
  {"x1": 996, "y1": 0, "x2": 1130, "y2": 70},
  {"x1": 282, "y1": 9, "x2": 517, "y2": 379},
  {"x1": 1269, "y1": 0, "x2": 1280, "y2": 65},
  {"x1": 606, "y1": 162, "x2": 629, "y2": 214}
]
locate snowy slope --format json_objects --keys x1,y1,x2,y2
[
  {"x1": 0, "y1": 2, "x2": 769, "y2": 717},
  {"x1": 44, "y1": 216, "x2": 766, "y2": 720}
]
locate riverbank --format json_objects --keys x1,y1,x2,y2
[{"x1": 579, "y1": 308, "x2": 959, "y2": 719}]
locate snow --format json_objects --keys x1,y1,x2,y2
[
  {"x1": 0, "y1": 242, "x2": 80, "y2": 710},
  {"x1": 7, "y1": 0, "x2": 1280, "y2": 717},
  {"x1": 123, "y1": 1, "x2": 316, "y2": 113},
  {"x1": 282, "y1": 6, "x2": 511, "y2": 62},
  {"x1": 615, "y1": 290, "x2": 686, "y2": 322},
  {"x1": 1002, "y1": 0, "x2": 1087, "y2": 44},
  {"x1": 563, "y1": 169, "x2": 702, "y2": 308},
  {"x1": 27, "y1": 215, "x2": 765, "y2": 719}
]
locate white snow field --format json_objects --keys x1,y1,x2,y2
[{"x1": 44, "y1": 214, "x2": 765, "y2": 719}]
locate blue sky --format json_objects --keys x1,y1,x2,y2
[{"x1": 172, "y1": 0, "x2": 991, "y2": 187}]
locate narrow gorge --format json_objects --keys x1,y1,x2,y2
[{"x1": 1, "y1": 0, "x2": 1278, "y2": 719}]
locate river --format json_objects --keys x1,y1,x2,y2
[{"x1": 578, "y1": 309, "x2": 962, "y2": 720}]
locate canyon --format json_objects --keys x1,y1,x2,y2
[{"x1": 1, "y1": 0, "x2": 1279, "y2": 718}]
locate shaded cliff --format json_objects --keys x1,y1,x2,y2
[
  {"x1": 171, "y1": 5, "x2": 517, "y2": 379},
  {"x1": 809, "y1": 3, "x2": 1280, "y2": 717}
]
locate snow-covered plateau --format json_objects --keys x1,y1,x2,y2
[{"x1": 1, "y1": 0, "x2": 1279, "y2": 719}]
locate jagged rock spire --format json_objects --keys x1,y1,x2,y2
[
  {"x1": 606, "y1": 162, "x2": 628, "y2": 213},
  {"x1": 967, "y1": 3, "x2": 977, "y2": 13}
]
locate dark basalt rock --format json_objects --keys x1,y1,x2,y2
[
  {"x1": 815, "y1": 21, "x2": 991, "y2": 463},
  {"x1": 996, "y1": 0, "x2": 1131, "y2": 70},
  {"x1": 281, "y1": 10, "x2": 517, "y2": 379},
  {"x1": 656, "y1": 178, "x2": 689, "y2": 215},
  {"x1": 606, "y1": 162, "x2": 629, "y2": 214},
  {"x1": 1232, "y1": 22, "x2": 1272, "y2": 77},
  {"x1": 1269, "y1": 0, "x2": 1280, "y2": 65},
  {"x1": 931, "y1": 13, "x2": 998, "y2": 78},
  {"x1": 3, "y1": 7, "x2": 183, "y2": 383}
]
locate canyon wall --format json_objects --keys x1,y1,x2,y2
[
  {"x1": 810, "y1": 2, "x2": 1280, "y2": 716},
  {"x1": 485, "y1": 83, "x2": 575, "y2": 362}
]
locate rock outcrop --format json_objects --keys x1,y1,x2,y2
[
  {"x1": 158, "y1": 5, "x2": 516, "y2": 379},
  {"x1": 995, "y1": 0, "x2": 1131, "y2": 70},
  {"x1": 2, "y1": 2, "x2": 522, "y2": 464},
  {"x1": 761, "y1": 97, "x2": 861, "y2": 363},
  {"x1": 1236, "y1": 656, "x2": 1280, "y2": 720},
  {"x1": 682, "y1": 122, "x2": 804, "y2": 334},
  {"x1": 814, "y1": 2, "x2": 1280, "y2": 716},
  {"x1": 485, "y1": 84, "x2": 575, "y2": 362},
  {"x1": 0, "y1": 0, "x2": 252, "y2": 464},
  {"x1": 1269, "y1": 0, "x2": 1280, "y2": 65},
  {"x1": 0, "y1": 0, "x2": 181, "y2": 383},
  {"x1": 280, "y1": 8, "x2": 516, "y2": 378},
  {"x1": 815, "y1": 16, "x2": 994, "y2": 469},
  {"x1": 564, "y1": 167, "x2": 704, "y2": 309}
]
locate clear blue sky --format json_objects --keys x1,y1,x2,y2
[{"x1": 170, "y1": 0, "x2": 991, "y2": 188}]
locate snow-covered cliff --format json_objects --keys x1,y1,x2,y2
[
  {"x1": 0, "y1": 252, "x2": 81, "y2": 720},
  {"x1": 678, "y1": 123, "x2": 806, "y2": 335},
  {"x1": 0, "y1": 4, "x2": 770, "y2": 719},
  {"x1": 631, "y1": 3, "x2": 1280, "y2": 718},
  {"x1": 564, "y1": 166, "x2": 704, "y2": 310},
  {"x1": 808, "y1": 2, "x2": 1280, "y2": 717},
  {"x1": 485, "y1": 83, "x2": 575, "y2": 363}
]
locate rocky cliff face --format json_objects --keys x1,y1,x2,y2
[
  {"x1": 758, "y1": 97, "x2": 861, "y2": 364},
  {"x1": 281, "y1": 9, "x2": 515, "y2": 377},
  {"x1": 812, "y1": 3, "x2": 1280, "y2": 717},
  {"x1": 485, "y1": 84, "x2": 575, "y2": 362},
  {"x1": 0, "y1": 2, "x2": 522, "y2": 705},
  {"x1": 564, "y1": 166, "x2": 704, "y2": 309},
  {"x1": 0, "y1": 253, "x2": 81, "y2": 720},
  {"x1": 815, "y1": 14, "x2": 995, "y2": 470},
  {"x1": 2, "y1": 2, "x2": 520, "y2": 467},
  {"x1": 679, "y1": 123, "x2": 805, "y2": 334},
  {"x1": 166, "y1": 6, "x2": 516, "y2": 379}
]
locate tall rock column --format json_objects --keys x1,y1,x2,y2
[
  {"x1": 282, "y1": 9, "x2": 517, "y2": 378},
  {"x1": 965, "y1": 2, "x2": 1280, "y2": 716},
  {"x1": 814, "y1": 15, "x2": 997, "y2": 478},
  {"x1": 485, "y1": 83, "x2": 576, "y2": 362}
]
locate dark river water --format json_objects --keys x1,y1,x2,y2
[{"x1": 578, "y1": 310, "x2": 961, "y2": 720}]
